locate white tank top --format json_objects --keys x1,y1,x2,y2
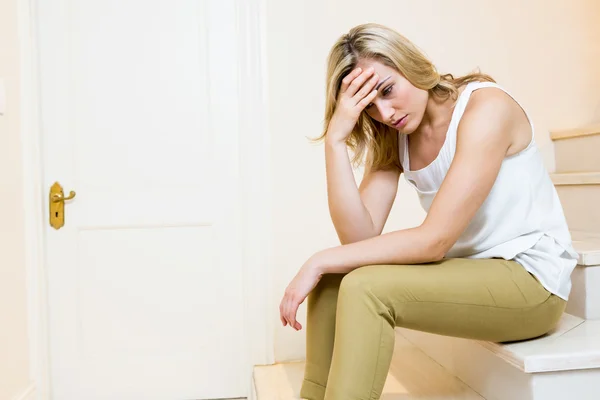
[{"x1": 399, "y1": 81, "x2": 578, "y2": 300}]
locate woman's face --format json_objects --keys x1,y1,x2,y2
[{"x1": 355, "y1": 58, "x2": 429, "y2": 134}]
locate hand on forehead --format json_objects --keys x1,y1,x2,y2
[{"x1": 352, "y1": 60, "x2": 396, "y2": 94}]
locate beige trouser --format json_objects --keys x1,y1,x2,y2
[{"x1": 300, "y1": 258, "x2": 566, "y2": 400}]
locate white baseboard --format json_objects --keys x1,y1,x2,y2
[{"x1": 11, "y1": 384, "x2": 36, "y2": 400}]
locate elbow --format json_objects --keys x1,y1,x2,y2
[
  {"x1": 429, "y1": 246, "x2": 446, "y2": 262},
  {"x1": 421, "y1": 228, "x2": 453, "y2": 263}
]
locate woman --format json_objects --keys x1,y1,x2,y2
[{"x1": 279, "y1": 23, "x2": 578, "y2": 400}]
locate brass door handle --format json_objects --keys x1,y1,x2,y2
[
  {"x1": 51, "y1": 191, "x2": 76, "y2": 203},
  {"x1": 49, "y1": 182, "x2": 76, "y2": 230}
]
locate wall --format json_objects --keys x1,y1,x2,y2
[
  {"x1": 0, "y1": 0, "x2": 32, "y2": 398},
  {"x1": 267, "y1": 0, "x2": 600, "y2": 361}
]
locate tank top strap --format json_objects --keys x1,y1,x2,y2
[
  {"x1": 443, "y1": 81, "x2": 536, "y2": 158},
  {"x1": 399, "y1": 81, "x2": 535, "y2": 173},
  {"x1": 398, "y1": 132, "x2": 408, "y2": 170},
  {"x1": 399, "y1": 81, "x2": 488, "y2": 172},
  {"x1": 438, "y1": 81, "x2": 482, "y2": 161}
]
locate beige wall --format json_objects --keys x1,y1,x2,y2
[
  {"x1": 267, "y1": 0, "x2": 600, "y2": 361},
  {"x1": 0, "y1": 0, "x2": 31, "y2": 398}
]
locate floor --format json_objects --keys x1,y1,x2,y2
[{"x1": 253, "y1": 332, "x2": 485, "y2": 400}]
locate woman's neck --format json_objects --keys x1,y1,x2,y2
[{"x1": 415, "y1": 92, "x2": 455, "y2": 139}]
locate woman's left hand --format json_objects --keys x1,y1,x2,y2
[{"x1": 280, "y1": 257, "x2": 323, "y2": 331}]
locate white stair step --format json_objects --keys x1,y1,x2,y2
[
  {"x1": 572, "y1": 230, "x2": 600, "y2": 266},
  {"x1": 551, "y1": 171, "x2": 600, "y2": 186},
  {"x1": 252, "y1": 333, "x2": 485, "y2": 399},
  {"x1": 551, "y1": 125, "x2": 600, "y2": 173},
  {"x1": 398, "y1": 313, "x2": 600, "y2": 400},
  {"x1": 551, "y1": 173, "x2": 600, "y2": 233},
  {"x1": 568, "y1": 265, "x2": 600, "y2": 319},
  {"x1": 400, "y1": 313, "x2": 585, "y2": 374},
  {"x1": 475, "y1": 313, "x2": 587, "y2": 373},
  {"x1": 566, "y1": 231, "x2": 600, "y2": 319}
]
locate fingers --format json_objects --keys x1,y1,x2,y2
[
  {"x1": 279, "y1": 300, "x2": 287, "y2": 326},
  {"x1": 287, "y1": 299, "x2": 301, "y2": 331},
  {"x1": 346, "y1": 68, "x2": 376, "y2": 97},
  {"x1": 285, "y1": 297, "x2": 297, "y2": 330},
  {"x1": 340, "y1": 67, "x2": 362, "y2": 94},
  {"x1": 357, "y1": 89, "x2": 379, "y2": 110},
  {"x1": 280, "y1": 292, "x2": 303, "y2": 331},
  {"x1": 354, "y1": 73, "x2": 379, "y2": 103}
]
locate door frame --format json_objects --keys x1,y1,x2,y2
[{"x1": 18, "y1": 0, "x2": 274, "y2": 398}]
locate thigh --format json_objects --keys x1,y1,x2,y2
[{"x1": 340, "y1": 258, "x2": 566, "y2": 342}]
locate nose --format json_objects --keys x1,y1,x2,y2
[{"x1": 374, "y1": 101, "x2": 395, "y2": 123}]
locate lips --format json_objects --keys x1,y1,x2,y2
[{"x1": 393, "y1": 115, "x2": 407, "y2": 128}]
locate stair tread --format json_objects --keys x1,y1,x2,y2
[
  {"x1": 571, "y1": 231, "x2": 600, "y2": 266},
  {"x1": 551, "y1": 171, "x2": 600, "y2": 185},
  {"x1": 401, "y1": 313, "x2": 600, "y2": 374},
  {"x1": 551, "y1": 124, "x2": 600, "y2": 140},
  {"x1": 476, "y1": 313, "x2": 596, "y2": 373},
  {"x1": 254, "y1": 334, "x2": 484, "y2": 399}
]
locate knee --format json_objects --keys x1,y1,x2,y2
[
  {"x1": 339, "y1": 265, "x2": 417, "y2": 303},
  {"x1": 339, "y1": 266, "x2": 377, "y2": 297},
  {"x1": 338, "y1": 266, "x2": 397, "y2": 321}
]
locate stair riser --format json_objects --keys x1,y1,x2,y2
[
  {"x1": 397, "y1": 328, "x2": 534, "y2": 400},
  {"x1": 566, "y1": 265, "x2": 600, "y2": 320},
  {"x1": 535, "y1": 369, "x2": 600, "y2": 400},
  {"x1": 554, "y1": 135, "x2": 600, "y2": 173},
  {"x1": 555, "y1": 185, "x2": 600, "y2": 233},
  {"x1": 397, "y1": 328, "x2": 600, "y2": 400}
]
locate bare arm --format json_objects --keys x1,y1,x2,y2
[
  {"x1": 326, "y1": 141, "x2": 400, "y2": 244},
  {"x1": 316, "y1": 88, "x2": 517, "y2": 274},
  {"x1": 322, "y1": 66, "x2": 400, "y2": 244},
  {"x1": 281, "y1": 88, "x2": 520, "y2": 330}
]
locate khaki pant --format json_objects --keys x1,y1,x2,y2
[{"x1": 300, "y1": 258, "x2": 566, "y2": 400}]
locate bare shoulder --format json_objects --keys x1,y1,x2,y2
[
  {"x1": 462, "y1": 87, "x2": 516, "y2": 127},
  {"x1": 458, "y1": 86, "x2": 530, "y2": 154}
]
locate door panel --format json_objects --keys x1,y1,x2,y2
[{"x1": 38, "y1": 1, "x2": 246, "y2": 398}]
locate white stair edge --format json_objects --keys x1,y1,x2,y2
[
  {"x1": 551, "y1": 124, "x2": 600, "y2": 141},
  {"x1": 474, "y1": 313, "x2": 586, "y2": 373},
  {"x1": 400, "y1": 313, "x2": 598, "y2": 374},
  {"x1": 551, "y1": 172, "x2": 600, "y2": 186},
  {"x1": 571, "y1": 230, "x2": 600, "y2": 266}
]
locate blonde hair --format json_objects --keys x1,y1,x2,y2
[{"x1": 315, "y1": 23, "x2": 495, "y2": 171}]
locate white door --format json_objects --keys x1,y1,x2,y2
[{"x1": 38, "y1": 1, "x2": 248, "y2": 399}]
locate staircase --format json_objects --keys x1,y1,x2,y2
[
  {"x1": 552, "y1": 125, "x2": 600, "y2": 320},
  {"x1": 252, "y1": 125, "x2": 600, "y2": 400}
]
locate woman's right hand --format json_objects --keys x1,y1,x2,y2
[{"x1": 326, "y1": 67, "x2": 379, "y2": 145}]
